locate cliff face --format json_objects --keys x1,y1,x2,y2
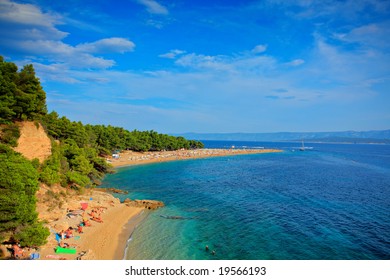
[{"x1": 14, "y1": 121, "x2": 52, "y2": 163}]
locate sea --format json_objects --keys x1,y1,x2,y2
[{"x1": 101, "y1": 141, "x2": 390, "y2": 260}]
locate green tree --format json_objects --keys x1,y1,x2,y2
[
  {"x1": 0, "y1": 56, "x2": 18, "y2": 123},
  {"x1": 0, "y1": 56, "x2": 47, "y2": 122},
  {"x1": 14, "y1": 222, "x2": 50, "y2": 247},
  {"x1": 14, "y1": 64, "x2": 47, "y2": 120},
  {"x1": 0, "y1": 145, "x2": 48, "y2": 246},
  {"x1": 0, "y1": 123, "x2": 20, "y2": 147}
]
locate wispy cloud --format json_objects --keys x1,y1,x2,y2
[
  {"x1": 0, "y1": 0, "x2": 67, "y2": 40},
  {"x1": 0, "y1": 0, "x2": 62, "y2": 27},
  {"x1": 174, "y1": 47, "x2": 277, "y2": 76},
  {"x1": 285, "y1": 59, "x2": 305, "y2": 66},
  {"x1": 76, "y1": 38, "x2": 135, "y2": 54},
  {"x1": 159, "y1": 49, "x2": 186, "y2": 59},
  {"x1": 136, "y1": 0, "x2": 169, "y2": 15},
  {"x1": 269, "y1": 0, "x2": 390, "y2": 21},
  {"x1": 9, "y1": 38, "x2": 134, "y2": 69},
  {"x1": 175, "y1": 53, "x2": 235, "y2": 72},
  {"x1": 251, "y1": 44, "x2": 267, "y2": 54},
  {"x1": 334, "y1": 22, "x2": 390, "y2": 49},
  {"x1": 145, "y1": 19, "x2": 165, "y2": 29}
]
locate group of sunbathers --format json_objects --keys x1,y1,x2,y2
[
  {"x1": 57, "y1": 227, "x2": 78, "y2": 248},
  {"x1": 54, "y1": 205, "x2": 108, "y2": 251},
  {"x1": 88, "y1": 207, "x2": 105, "y2": 223}
]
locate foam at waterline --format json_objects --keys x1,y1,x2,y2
[{"x1": 121, "y1": 209, "x2": 150, "y2": 260}]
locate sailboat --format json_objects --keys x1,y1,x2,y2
[
  {"x1": 299, "y1": 140, "x2": 305, "y2": 151},
  {"x1": 299, "y1": 140, "x2": 313, "y2": 151}
]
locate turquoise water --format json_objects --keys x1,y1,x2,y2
[{"x1": 102, "y1": 142, "x2": 390, "y2": 260}]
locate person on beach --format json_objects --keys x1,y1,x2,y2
[
  {"x1": 65, "y1": 227, "x2": 73, "y2": 238},
  {"x1": 59, "y1": 241, "x2": 78, "y2": 248},
  {"x1": 12, "y1": 243, "x2": 24, "y2": 259},
  {"x1": 91, "y1": 215, "x2": 103, "y2": 223},
  {"x1": 77, "y1": 224, "x2": 83, "y2": 234},
  {"x1": 83, "y1": 217, "x2": 91, "y2": 227},
  {"x1": 59, "y1": 241, "x2": 70, "y2": 248},
  {"x1": 90, "y1": 209, "x2": 103, "y2": 223}
]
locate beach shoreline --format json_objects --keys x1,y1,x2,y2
[
  {"x1": 108, "y1": 148, "x2": 282, "y2": 168},
  {"x1": 113, "y1": 209, "x2": 149, "y2": 260}
]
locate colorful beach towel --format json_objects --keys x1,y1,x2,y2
[
  {"x1": 55, "y1": 246, "x2": 77, "y2": 254},
  {"x1": 55, "y1": 233, "x2": 61, "y2": 243}
]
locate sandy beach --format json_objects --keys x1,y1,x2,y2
[
  {"x1": 75, "y1": 204, "x2": 144, "y2": 259},
  {"x1": 32, "y1": 189, "x2": 145, "y2": 260},
  {"x1": 109, "y1": 148, "x2": 282, "y2": 167}
]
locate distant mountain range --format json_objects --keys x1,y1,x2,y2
[{"x1": 175, "y1": 130, "x2": 390, "y2": 144}]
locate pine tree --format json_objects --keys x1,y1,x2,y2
[
  {"x1": 0, "y1": 56, "x2": 18, "y2": 123},
  {"x1": 15, "y1": 64, "x2": 47, "y2": 120},
  {"x1": 0, "y1": 56, "x2": 47, "y2": 122}
]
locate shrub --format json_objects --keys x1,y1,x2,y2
[{"x1": 14, "y1": 222, "x2": 50, "y2": 247}]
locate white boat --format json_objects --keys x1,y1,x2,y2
[{"x1": 299, "y1": 140, "x2": 313, "y2": 151}]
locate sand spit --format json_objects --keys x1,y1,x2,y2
[{"x1": 109, "y1": 148, "x2": 282, "y2": 167}]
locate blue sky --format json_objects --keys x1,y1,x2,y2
[{"x1": 1, "y1": 0, "x2": 389, "y2": 133}]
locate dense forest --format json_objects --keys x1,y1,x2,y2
[{"x1": 0, "y1": 56, "x2": 203, "y2": 247}]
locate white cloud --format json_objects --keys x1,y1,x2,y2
[
  {"x1": 136, "y1": 0, "x2": 169, "y2": 15},
  {"x1": 76, "y1": 38, "x2": 136, "y2": 54},
  {"x1": 0, "y1": 0, "x2": 67, "y2": 40},
  {"x1": 10, "y1": 40, "x2": 115, "y2": 69},
  {"x1": 251, "y1": 44, "x2": 267, "y2": 54},
  {"x1": 285, "y1": 59, "x2": 305, "y2": 66},
  {"x1": 159, "y1": 49, "x2": 186, "y2": 59},
  {"x1": 0, "y1": 0, "x2": 61, "y2": 27}
]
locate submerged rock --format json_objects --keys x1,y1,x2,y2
[
  {"x1": 124, "y1": 199, "x2": 164, "y2": 210},
  {"x1": 97, "y1": 188, "x2": 129, "y2": 194}
]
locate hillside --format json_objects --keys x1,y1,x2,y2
[{"x1": 13, "y1": 121, "x2": 52, "y2": 163}]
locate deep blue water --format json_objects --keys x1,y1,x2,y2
[{"x1": 102, "y1": 141, "x2": 390, "y2": 260}]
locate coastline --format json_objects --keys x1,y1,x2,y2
[
  {"x1": 34, "y1": 148, "x2": 282, "y2": 260},
  {"x1": 114, "y1": 209, "x2": 149, "y2": 260},
  {"x1": 108, "y1": 148, "x2": 282, "y2": 168}
]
